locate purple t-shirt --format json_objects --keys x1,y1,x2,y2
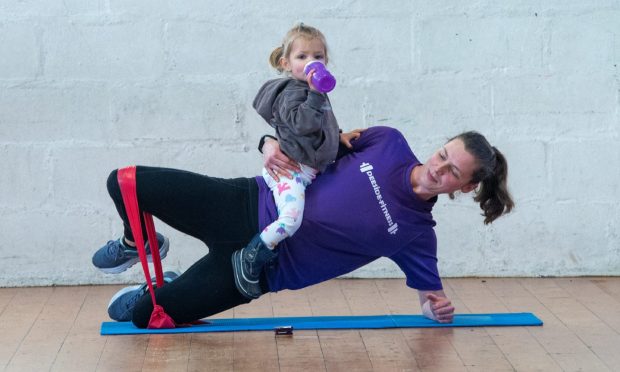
[{"x1": 257, "y1": 126, "x2": 442, "y2": 292}]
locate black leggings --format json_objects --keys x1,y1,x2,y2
[{"x1": 106, "y1": 166, "x2": 266, "y2": 328}]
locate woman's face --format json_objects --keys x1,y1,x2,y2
[
  {"x1": 419, "y1": 138, "x2": 479, "y2": 195},
  {"x1": 280, "y1": 37, "x2": 327, "y2": 81}
]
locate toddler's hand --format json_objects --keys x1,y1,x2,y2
[
  {"x1": 305, "y1": 68, "x2": 319, "y2": 92},
  {"x1": 339, "y1": 128, "x2": 367, "y2": 148}
]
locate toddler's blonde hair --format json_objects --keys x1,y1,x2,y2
[{"x1": 269, "y1": 23, "x2": 329, "y2": 73}]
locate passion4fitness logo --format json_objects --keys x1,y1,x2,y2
[{"x1": 360, "y1": 162, "x2": 398, "y2": 235}]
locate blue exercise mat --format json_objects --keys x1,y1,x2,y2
[{"x1": 100, "y1": 313, "x2": 542, "y2": 335}]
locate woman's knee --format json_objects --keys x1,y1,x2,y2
[{"x1": 106, "y1": 169, "x2": 120, "y2": 198}]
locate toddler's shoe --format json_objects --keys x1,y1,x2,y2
[{"x1": 232, "y1": 234, "x2": 277, "y2": 300}]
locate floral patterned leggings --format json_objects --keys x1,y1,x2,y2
[{"x1": 260, "y1": 163, "x2": 318, "y2": 249}]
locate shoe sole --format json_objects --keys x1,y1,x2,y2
[
  {"x1": 231, "y1": 250, "x2": 260, "y2": 300},
  {"x1": 99, "y1": 236, "x2": 170, "y2": 274}
]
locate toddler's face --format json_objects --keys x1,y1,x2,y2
[{"x1": 281, "y1": 37, "x2": 326, "y2": 81}]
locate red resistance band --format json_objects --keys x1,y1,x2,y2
[{"x1": 117, "y1": 166, "x2": 175, "y2": 329}]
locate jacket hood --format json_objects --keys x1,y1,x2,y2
[{"x1": 252, "y1": 78, "x2": 295, "y2": 125}]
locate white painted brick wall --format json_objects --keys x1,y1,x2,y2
[
  {"x1": 0, "y1": 22, "x2": 39, "y2": 79},
  {"x1": 0, "y1": 1, "x2": 618, "y2": 286}
]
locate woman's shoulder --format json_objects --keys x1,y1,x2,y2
[
  {"x1": 361, "y1": 126, "x2": 408, "y2": 146},
  {"x1": 368, "y1": 126, "x2": 405, "y2": 137}
]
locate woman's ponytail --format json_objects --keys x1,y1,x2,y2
[
  {"x1": 450, "y1": 132, "x2": 514, "y2": 224},
  {"x1": 474, "y1": 147, "x2": 514, "y2": 224}
]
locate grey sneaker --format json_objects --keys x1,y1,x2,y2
[
  {"x1": 231, "y1": 234, "x2": 277, "y2": 300},
  {"x1": 92, "y1": 233, "x2": 169, "y2": 274},
  {"x1": 107, "y1": 271, "x2": 179, "y2": 321}
]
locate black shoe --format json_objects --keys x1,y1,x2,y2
[{"x1": 231, "y1": 234, "x2": 277, "y2": 300}]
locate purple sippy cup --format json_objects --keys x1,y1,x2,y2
[{"x1": 303, "y1": 60, "x2": 336, "y2": 93}]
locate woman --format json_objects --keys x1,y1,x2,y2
[{"x1": 94, "y1": 126, "x2": 513, "y2": 327}]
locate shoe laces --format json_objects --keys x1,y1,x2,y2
[
  {"x1": 105, "y1": 239, "x2": 126, "y2": 260},
  {"x1": 121, "y1": 274, "x2": 174, "y2": 312},
  {"x1": 125, "y1": 285, "x2": 148, "y2": 311}
]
